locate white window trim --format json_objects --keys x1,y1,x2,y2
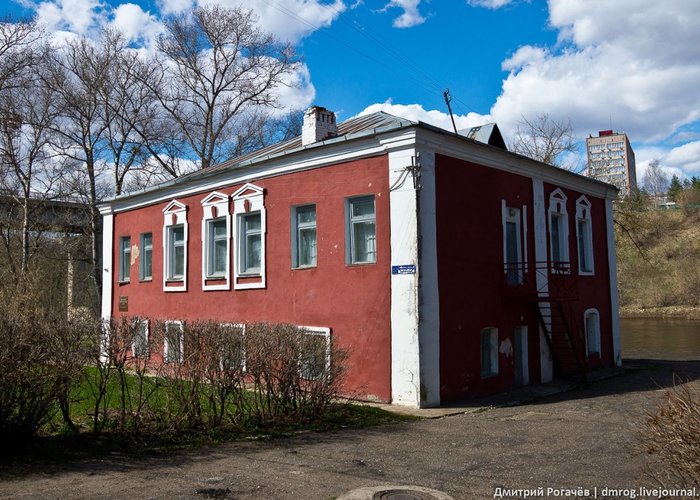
[
  {"x1": 548, "y1": 188, "x2": 570, "y2": 273},
  {"x1": 576, "y1": 195, "x2": 595, "y2": 276},
  {"x1": 299, "y1": 326, "x2": 331, "y2": 380},
  {"x1": 164, "y1": 320, "x2": 184, "y2": 363},
  {"x1": 201, "y1": 191, "x2": 231, "y2": 291},
  {"x1": 584, "y1": 308, "x2": 601, "y2": 357},
  {"x1": 501, "y1": 201, "x2": 524, "y2": 284},
  {"x1": 345, "y1": 195, "x2": 377, "y2": 265},
  {"x1": 119, "y1": 235, "x2": 131, "y2": 283},
  {"x1": 162, "y1": 200, "x2": 188, "y2": 292},
  {"x1": 480, "y1": 327, "x2": 499, "y2": 378},
  {"x1": 139, "y1": 232, "x2": 153, "y2": 281},
  {"x1": 232, "y1": 183, "x2": 266, "y2": 290},
  {"x1": 220, "y1": 323, "x2": 246, "y2": 372},
  {"x1": 291, "y1": 204, "x2": 317, "y2": 269},
  {"x1": 132, "y1": 319, "x2": 149, "y2": 358}
]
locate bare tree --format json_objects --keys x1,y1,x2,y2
[
  {"x1": 41, "y1": 33, "x2": 115, "y2": 292},
  {"x1": 511, "y1": 113, "x2": 580, "y2": 170},
  {"x1": 0, "y1": 18, "x2": 42, "y2": 92},
  {"x1": 643, "y1": 159, "x2": 669, "y2": 198},
  {"x1": 142, "y1": 5, "x2": 298, "y2": 170}
]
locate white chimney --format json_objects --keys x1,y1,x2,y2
[{"x1": 301, "y1": 106, "x2": 337, "y2": 146}]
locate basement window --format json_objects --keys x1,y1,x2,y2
[
  {"x1": 132, "y1": 319, "x2": 149, "y2": 358},
  {"x1": 164, "y1": 320, "x2": 184, "y2": 363},
  {"x1": 299, "y1": 327, "x2": 331, "y2": 381}
]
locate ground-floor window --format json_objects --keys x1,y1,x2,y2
[
  {"x1": 480, "y1": 327, "x2": 499, "y2": 378},
  {"x1": 164, "y1": 320, "x2": 184, "y2": 363},
  {"x1": 132, "y1": 319, "x2": 149, "y2": 358},
  {"x1": 584, "y1": 309, "x2": 600, "y2": 356}
]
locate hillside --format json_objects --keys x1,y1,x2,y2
[{"x1": 616, "y1": 207, "x2": 700, "y2": 318}]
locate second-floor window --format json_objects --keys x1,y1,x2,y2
[
  {"x1": 167, "y1": 225, "x2": 185, "y2": 280},
  {"x1": 347, "y1": 195, "x2": 376, "y2": 264},
  {"x1": 139, "y1": 233, "x2": 152, "y2": 281},
  {"x1": 292, "y1": 204, "x2": 317, "y2": 268},
  {"x1": 239, "y1": 212, "x2": 261, "y2": 274},
  {"x1": 119, "y1": 236, "x2": 130, "y2": 282},
  {"x1": 206, "y1": 218, "x2": 228, "y2": 278}
]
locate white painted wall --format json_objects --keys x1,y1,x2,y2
[
  {"x1": 532, "y1": 179, "x2": 554, "y2": 382},
  {"x1": 100, "y1": 212, "x2": 114, "y2": 362},
  {"x1": 416, "y1": 149, "x2": 440, "y2": 407},
  {"x1": 605, "y1": 199, "x2": 622, "y2": 366},
  {"x1": 389, "y1": 147, "x2": 422, "y2": 407}
]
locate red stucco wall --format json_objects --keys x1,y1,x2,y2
[
  {"x1": 435, "y1": 154, "x2": 614, "y2": 402},
  {"x1": 111, "y1": 155, "x2": 393, "y2": 402}
]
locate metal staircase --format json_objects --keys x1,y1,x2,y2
[{"x1": 503, "y1": 261, "x2": 588, "y2": 381}]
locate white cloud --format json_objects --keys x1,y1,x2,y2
[
  {"x1": 35, "y1": 0, "x2": 103, "y2": 36},
  {"x1": 195, "y1": 0, "x2": 346, "y2": 42},
  {"x1": 381, "y1": 0, "x2": 425, "y2": 28},
  {"x1": 467, "y1": 0, "x2": 514, "y2": 9},
  {"x1": 357, "y1": 100, "x2": 492, "y2": 133},
  {"x1": 271, "y1": 63, "x2": 316, "y2": 116},
  {"x1": 490, "y1": 0, "x2": 700, "y2": 149},
  {"x1": 111, "y1": 3, "x2": 163, "y2": 47},
  {"x1": 663, "y1": 141, "x2": 700, "y2": 174}
]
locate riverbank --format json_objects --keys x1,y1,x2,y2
[{"x1": 620, "y1": 305, "x2": 700, "y2": 320}]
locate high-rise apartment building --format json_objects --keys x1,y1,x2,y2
[{"x1": 586, "y1": 130, "x2": 637, "y2": 197}]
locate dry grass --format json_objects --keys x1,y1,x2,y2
[
  {"x1": 616, "y1": 208, "x2": 700, "y2": 309},
  {"x1": 642, "y1": 380, "x2": 700, "y2": 488}
]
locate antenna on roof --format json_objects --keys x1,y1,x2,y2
[{"x1": 443, "y1": 89, "x2": 458, "y2": 135}]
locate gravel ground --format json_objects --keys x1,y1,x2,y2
[{"x1": 1, "y1": 358, "x2": 698, "y2": 500}]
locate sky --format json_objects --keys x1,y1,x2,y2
[{"x1": 2, "y1": 0, "x2": 700, "y2": 183}]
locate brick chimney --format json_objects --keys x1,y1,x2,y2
[{"x1": 301, "y1": 106, "x2": 337, "y2": 146}]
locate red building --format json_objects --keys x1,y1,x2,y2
[{"x1": 99, "y1": 106, "x2": 621, "y2": 408}]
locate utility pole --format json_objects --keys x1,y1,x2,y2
[{"x1": 443, "y1": 89, "x2": 458, "y2": 135}]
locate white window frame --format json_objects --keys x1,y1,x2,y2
[
  {"x1": 298, "y1": 326, "x2": 331, "y2": 381},
  {"x1": 238, "y1": 212, "x2": 262, "y2": 274},
  {"x1": 164, "y1": 320, "x2": 184, "y2": 364},
  {"x1": 132, "y1": 319, "x2": 149, "y2": 358},
  {"x1": 162, "y1": 200, "x2": 188, "y2": 292},
  {"x1": 201, "y1": 192, "x2": 231, "y2": 291},
  {"x1": 291, "y1": 204, "x2": 317, "y2": 268},
  {"x1": 119, "y1": 235, "x2": 131, "y2": 283},
  {"x1": 480, "y1": 327, "x2": 499, "y2": 378},
  {"x1": 548, "y1": 189, "x2": 570, "y2": 273},
  {"x1": 502, "y1": 201, "x2": 525, "y2": 285},
  {"x1": 220, "y1": 323, "x2": 246, "y2": 372},
  {"x1": 346, "y1": 195, "x2": 377, "y2": 265},
  {"x1": 576, "y1": 196, "x2": 595, "y2": 276},
  {"x1": 232, "y1": 183, "x2": 266, "y2": 290},
  {"x1": 139, "y1": 232, "x2": 153, "y2": 281},
  {"x1": 584, "y1": 308, "x2": 601, "y2": 356}
]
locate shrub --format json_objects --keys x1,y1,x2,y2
[{"x1": 642, "y1": 380, "x2": 700, "y2": 487}]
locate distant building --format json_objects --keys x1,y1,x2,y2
[{"x1": 586, "y1": 130, "x2": 637, "y2": 197}]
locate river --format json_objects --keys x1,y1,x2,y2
[{"x1": 621, "y1": 317, "x2": 700, "y2": 360}]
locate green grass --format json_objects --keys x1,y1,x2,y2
[{"x1": 1, "y1": 367, "x2": 415, "y2": 466}]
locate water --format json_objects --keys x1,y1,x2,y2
[{"x1": 621, "y1": 317, "x2": 700, "y2": 360}]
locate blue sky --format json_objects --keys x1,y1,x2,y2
[{"x1": 3, "y1": 0, "x2": 700, "y2": 182}]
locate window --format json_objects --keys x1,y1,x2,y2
[
  {"x1": 139, "y1": 233, "x2": 152, "y2": 281},
  {"x1": 162, "y1": 200, "x2": 188, "y2": 291},
  {"x1": 584, "y1": 309, "x2": 600, "y2": 356},
  {"x1": 576, "y1": 196, "x2": 594, "y2": 275},
  {"x1": 119, "y1": 236, "x2": 131, "y2": 282},
  {"x1": 502, "y1": 202, "x2": 525, "y2": 285},
  {"x1": 239, "y1": 212, "x2": 262, "y2": 274},
  {"x1": 480, "y1": 327, "x2": 498, "y2": 378},
  {"x1": 201, "y1": 192, "x2": 231, "y2": 290},
  {"x1": 206, "y1": 218, "x2": 228, "y2": 277},
  {"x1": 167, "y1": 225, "x2": 185, "y2": 279},
  {"x1": 299, "y1": 327, "x2": 330, "y2": 380},
  {"x1": 132, "y1": 319, "x2": 149, "y2": 358},
  {"x1": 221, "y1": 324, "x2": 246, "y2": 372},
  {"x1": 232, "y1": 183, "x2": 266, "y2": 290},
  {"x1": 347, "y1": 195, "x2": 376, "y2": 264},
  {"x1": 292, "y1": 204, "x2": 317, "y2": 268},
  {"x1": 164, "y1": 320, "x2": 184, "y2": 363},
  {"x1": 548, "y1": 189, "x2": 569, "y2": 271}
]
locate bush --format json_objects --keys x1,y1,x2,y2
[{"x1": 642, "y1": 381, "x2": 700, "y2": 487}]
